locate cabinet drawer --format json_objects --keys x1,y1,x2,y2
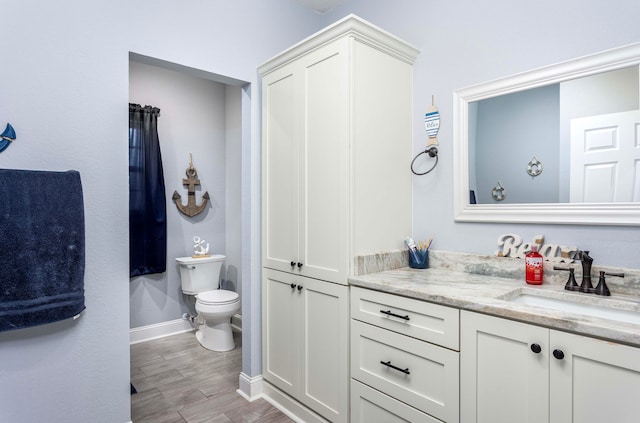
[
  {"x1": 351, "y1": 286, "x2": 459, "y2": 350},
  {"x1": 351, "y1": 320, "x2": 459, "y2": 423},
  {"x1": 351, "y1": 379, "x2": 443, "y2": 423}
]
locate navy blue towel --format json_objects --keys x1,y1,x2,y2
[{"x1": 0, "y1": 169, "x2": 85, "y2": 332}]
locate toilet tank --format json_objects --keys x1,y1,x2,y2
[{"x1": 176, "y1": 255, "x2": 225, "y2": 295}]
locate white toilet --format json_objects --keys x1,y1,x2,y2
[{"x1": 176, "y1": 255, "x2": 240, "y2": 352}]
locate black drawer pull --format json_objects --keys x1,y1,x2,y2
[
  {"x1": 380, "y1": 309, "x2": 410, "y2": 321},
  {"x1": 380, "y1": 360, "x2": 410, "y2": 375}
]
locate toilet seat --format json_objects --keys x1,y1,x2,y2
[{"x1": 197, "y1": 289, "x2": 239, "y2": 306}]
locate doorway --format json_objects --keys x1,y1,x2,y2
[{"x1": 128, "y1": 52, "x2": 254, "y2": 406}]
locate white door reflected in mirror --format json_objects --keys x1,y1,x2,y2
[{"x1": 570, "y1": 110, "x2": 640, "y2": 203}]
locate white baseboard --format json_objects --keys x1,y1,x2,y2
[
  {"x1": 236, "y1": 372, "x2": 264, "y2": 402},
  {"x1": 261, "y1": 381, "x2": 330, "y2": 423},
  {"x1": 130, "y1": 314, "x2": 243, "y2": 344},
  {"x1": 129, "y1": 318, "x2": 194, "y2": 344},
  {"x1": 129, "y1": 314, "x2": 242, "y2": 344}
]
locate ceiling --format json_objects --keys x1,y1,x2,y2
[{"x1": 295, "y1": 0, "x2": 346, "y2": 13}]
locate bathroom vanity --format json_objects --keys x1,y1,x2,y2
[{"x1": 348, "y1": 260, "x2": 640, "y2": 423}]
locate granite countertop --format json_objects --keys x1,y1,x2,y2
[{"x1": 348, "y1": 266, "x2": 640, "y2": 347}]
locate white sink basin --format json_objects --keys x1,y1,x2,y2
[{"x1": 505, "y1": 289, "x2": 640, "y2": 325}]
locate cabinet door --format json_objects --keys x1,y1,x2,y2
[
  {"x1": 296, "y1": 39, "x2": 349, "y2": 284},
  {"x1": 550, "y1": 330, "x2": 640, "y2": 423},
  {"x1": 262, "y1": 64, "x2": 300, "y2": 274},
  {"x1": 298, "y1": 276, "x2": 349, "y2": 423},
  {"x1": 461, "y1": 311, "x2": 549, "y2": 423},
  {"x1": 262, "y1": 269, "x2": 299, "y2": 398},
  {"x1": 262, "y1": 39, "x2": 349, "y2": 284}
]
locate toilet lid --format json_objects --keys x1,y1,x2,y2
[{"x1": 197, "y1": 290, "x2": 239, "y2": 305}]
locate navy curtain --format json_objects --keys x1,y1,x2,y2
[{"x1": 129, "y1": 104, "x2": 167, "y2": 277}]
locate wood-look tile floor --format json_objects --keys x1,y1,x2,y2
[{"x1": 130, "y1": 331, "x2": 293, "y2": 423}]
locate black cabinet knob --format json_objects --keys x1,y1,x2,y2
[
  {"x1": 297, "y1": 285, "x2": 303, "y2": 291},
  {"x1": 297, "y1": 262, "x2": 303, "y2": 268},
  {"x1": 553, "y1": 349, "x2": 565, "y2": 360},
  {"x1": 290, "y1": 283, "x2": 297, "y2": 289},
  {"x1": 530, "y1": 343, "x2": 542, "y2": 354},
  {"x1": 290, "y1": 261, "x2": 296, "y2": 267}
]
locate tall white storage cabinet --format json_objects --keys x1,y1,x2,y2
[{"x1": 260, "y1": 15, "x2": 419, "y2": 423}]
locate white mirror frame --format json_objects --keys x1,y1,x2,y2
[{"x1": 453, "y1": 43, "x2": 640, "y2": 226}]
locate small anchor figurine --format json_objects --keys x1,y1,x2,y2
[
  {"x1": 172, "y1": 154, "x2": 210, "y2": 217},
  {"x1": 192, "y1": 236, "x2": 210, "y2": 257}
]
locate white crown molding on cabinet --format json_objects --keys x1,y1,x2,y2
[
  {"x1": 258, "y1": 14, "x2": 420, "y2": 76},
  {"x1": 295, "y1": 0, "x2": 346, "y2": 13}
]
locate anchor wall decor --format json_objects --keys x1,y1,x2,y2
[
  {"x1": 172, "y1": 154, "x2": 210, "y2": 217},
  {"x1": 0, "y1": 122, "x2": 16, "y2": 153}
]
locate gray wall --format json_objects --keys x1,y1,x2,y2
[
  {"x1": 225, "y1": 84, "x2": 244, "y2": 321},
  {"x1": 474, "y1": 85, "x2": 560, "y2": 204},
  {"x1": 324, "y1": 0, "x2": 640, "y2": 268},
  {"x1": 2, "y1": 1, "x2": 640, "y2": 422},
  {"x1": 0, "y1": 1, "x2": 320, "y2": 422}
]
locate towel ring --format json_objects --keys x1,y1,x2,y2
[{"x1": 411, "y1": 147, "x2": 439, "y2": 175}]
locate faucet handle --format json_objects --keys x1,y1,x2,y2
[
  {"x1": 570, "y1": 250, "x2": 592, "y2": 262},
  {"x1": 594, "y1": 271, "x2": 610, "y2": 296},
  {"x1": 554, "y1": 266, "x2": 579, "y2": 291},
  {"x1": 594, "y1": 271, "x2": 624, "y2": 296}
]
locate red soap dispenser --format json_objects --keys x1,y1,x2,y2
[{"x1": 525, "y1": 244, "x2": 544, "y2": 285}]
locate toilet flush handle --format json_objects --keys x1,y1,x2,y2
[{"x1": 179, "y1": 263, "x2": 197, "y2": 270}]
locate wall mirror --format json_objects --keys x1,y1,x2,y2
[{"x1": 453, "y1": 43, "x2": 640, "y2": 225}]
